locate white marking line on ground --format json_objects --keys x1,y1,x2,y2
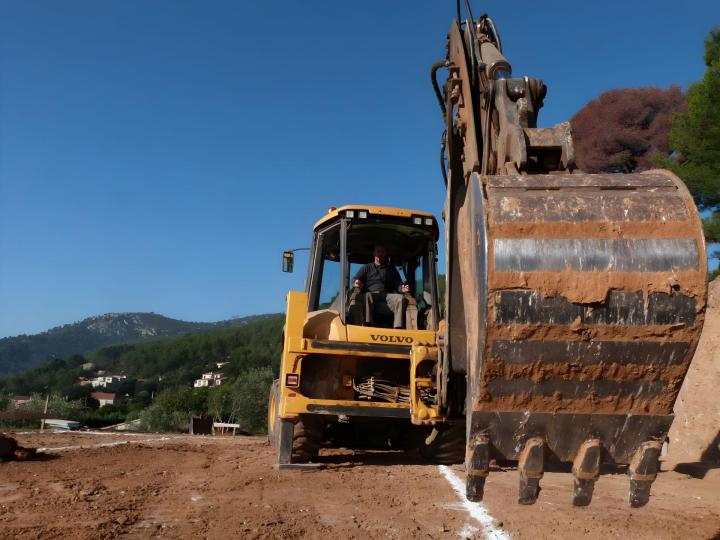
[
  {"x1": 459, "y1": 523, "x2": 480, "y2": 538},
  {"x1": 438, "y1": 465, "x2": 510, "y2": 540},
  {"x1": 37, "y1": 437, "x2": 172, "y2": 453}
]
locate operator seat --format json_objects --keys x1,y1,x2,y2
[{"x1": 347, "y1": 287, "x2": 418, "y2": 330}]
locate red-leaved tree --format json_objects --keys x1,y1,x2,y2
[{"x1": 571, "y1": 87, "x2": 686, "y2": 173}]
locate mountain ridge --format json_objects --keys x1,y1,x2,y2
[{"x1": 0, "y1": 312, "x2": 276, "y2": 375}]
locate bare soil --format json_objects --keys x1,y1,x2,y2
[
  {"x1": 1, "y1": 431, "x2": 718, "y2": 539},
  {"x1": 2, "y1": 283, "x2": 717, "y2": 539},
  {"x1": 669, "y1": 277, "x2": 720, "y2": 464}
]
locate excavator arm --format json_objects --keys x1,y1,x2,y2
[{"x1": 434, "y1": 8, "x2": 707, "y2": 506}]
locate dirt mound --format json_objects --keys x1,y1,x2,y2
[
  {"x1": 668, "y1": 276, "x2": 720, "y2": 463},
  {"x1": 0, "y1": 433, "x2": 36, "y2": 461}
]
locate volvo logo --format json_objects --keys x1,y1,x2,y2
[{"x1": 370, "y1": 334, "x2": 413, "y2": 344}]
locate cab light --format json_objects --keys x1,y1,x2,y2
[
  {"x1": 412, "y1": 216, "x2": 422, "y2": 225},
  {"x1": 286, "y1": 374, "x2": 299, "y2": 387},
  {"x1": 345, "y1": 210, "x2": 355, "y2": 218},
  {"x1": 358, "y1": 210, "x2": 368, "y2": 219},
  {"x1": 424, "y1": 217, "x2": 433, "y2": 226}
]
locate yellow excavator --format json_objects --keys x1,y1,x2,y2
[
  {"x1": 268, "y1": 205, "x2": 448, "y2": 462},
  {"x1": 269, "y1": 4, "x2": 707, "y2": 508}
]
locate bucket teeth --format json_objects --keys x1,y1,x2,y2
[
  {"x1": 518, "y1": 437, "x2": 544, "y2": 504},
  {"x1": 628, "y1": 440, "x2": 663, "y2": 508},
  {"x1": 572, "y1": 439, "x2": 601, "y2": 506},
  {"x1": 466, "y1": 434, "x2": 490, "y2": 502}
]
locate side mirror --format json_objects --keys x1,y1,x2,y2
[{"x1": 282, "y1": 251, "x2": 294, "y2": 273}]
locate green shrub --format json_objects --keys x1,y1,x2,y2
[
  {"x1": 232, "y1": 366, "x2": 274, "y2": 434},
  {"x1": 0, "y1": 393, "x2": 84, "y2": 429},
  {"x1": 78, "y1": 404, "x2": 129, "y2": 428},
  {"x1": 22, "y1": 393, "x2": 83, "y2": 418},
  {"x1": 138, "y1": 386, "x2": 209, "y2": 432}
]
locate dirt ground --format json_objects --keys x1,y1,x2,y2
[
  {"x1": 1, "y1": 431, "x2": 718, "y2": 539},
  {"x1": 2, "y1": 279, "x2": 718, "y2": 539},
  {"x1": 669, "y1": 277, "x2": 720, "y2": 464}
]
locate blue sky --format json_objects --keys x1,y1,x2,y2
[{"x1": 1, "y1": 1, "x2": 718, "y2": 338}]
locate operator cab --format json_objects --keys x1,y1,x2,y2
[{"x1": 301, "y1": 206, "x2": 440, "y2": 331}]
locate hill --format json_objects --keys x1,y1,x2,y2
[
  {"x1": 0, "y1": 312, "x2": 275, "y2": 375},
  {"x1": 0, "y1": 314, "x2": 284, "y2": 399}
]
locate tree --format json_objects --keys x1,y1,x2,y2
[
  {"x1": 206, "y1": 385, "x2": 235, "y2": 422},
  {"x1": 22, "y1": 393, "x2": 83, "y2": 419},
  {"x1": 231, "y1": 367, "x2": 274, "y2": 434},
  {"x1": 138, "y1": 386, "x2": 209, "y2": 432},
  {"x1": 0, "y1": 316, "x2": 285, "y2": 432},
  {"x1": 657, "y1": 27, "x2": 720, "y2": 277},
  {"x1": 571, "y1": 87, "x2": 685, "y2": 173},
  {"x1": 656, "y1": 28, "x2": 720, "y2": 209},
  {"x1": 703, "y1": 28, "x2": 720, "y2": 75}
]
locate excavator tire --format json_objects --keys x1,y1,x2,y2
[
  {"x1": 419, "y1": 423, "x2": 465, "y2": 465},
  {"x1": 291, "y1": 415, "x2": 323, "y2": 463},
  {"x1": 266, "y1": 380, "x2": 280, "y2": 447}
]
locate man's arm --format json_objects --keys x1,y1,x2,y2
[
  {"x1": 387, "y1": 266, "x2": 408, "y2": 293},
  {"x1": 353, "y1": 264, "x2": 368, "y2": 289}
]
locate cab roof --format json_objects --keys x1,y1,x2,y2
[{"x1": 314, "y1": 205, "x2": 438, "y2": 233}]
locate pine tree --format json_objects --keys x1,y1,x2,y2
[{"x1": 657, "y1": 28, "x2": 720, "y2": 277}]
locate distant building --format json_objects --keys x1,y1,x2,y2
[
  {"x1": 89, "y1": 375, "x2": 127, "y2": 388},
  {"x1": 194, "y1": 372, "x2": 224, "y2": 388},
  {"x1": 11, "y1": 396, "x2": 31, "y2": 409},
  {"x1": 90, "y1": 392, "x2": 116, "y2": 407},
  {"x1": 81, "y1": 362, "x2": 94, "y2": 371}
]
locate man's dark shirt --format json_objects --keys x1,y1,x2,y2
[{"x1": 353, "y1": 262, "x2": 402, "y2": 293}]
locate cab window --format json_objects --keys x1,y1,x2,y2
[
  {"x1": 346, "y1": 222, "x2": 437, "y2": 330},
  {"x1": 308, "y1": 223, "x2": 342, "y2": 312}
]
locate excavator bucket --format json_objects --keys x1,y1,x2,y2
[
  {"x1": 458, "y1": 169, "x2": 706, "y2": 507},
  {"x1": 436, "y1": 12, "x2": 708, "y2": 506}
]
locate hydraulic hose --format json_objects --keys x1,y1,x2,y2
[
  {"x1": 440, "y1": 129, "x2": 448, "y2": 187},
  {"x1": 485, "y1": 15, "x2": 503, "y2": 52},
  {"x1": 354, "y1": 377, "x2": 410, "y2": 404},
  {"x1": 431, "y1": 60, "x2": 447, "y2": 117},
  {"x1": 456, "y1": 0, "x2": 475, "y2": 24},
  {"x1": 431, "y1": 60, "x2": 449, "y2": 187}
]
